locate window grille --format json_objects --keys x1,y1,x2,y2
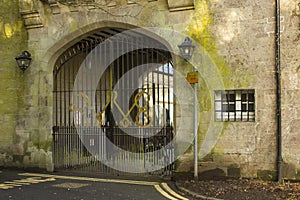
[{"x1": 214, "y1": 90, "x2": 255, "y2": 122}]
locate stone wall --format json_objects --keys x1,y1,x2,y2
[
  {"x1": 195, "y1": 0, "x2": 278, "y2": 179},
  {"x1": 281, "y1": 0, "x2": 300, "y2": 179},
  {"x1": 191, "y1": 0, "x2": 300, "y2": 180},
  {"x1": 0, "y1": 0, "x2": 27, "y2": 167},
  {"x1": 0, "y1": 0, "x2": 299, "y2": 179}
]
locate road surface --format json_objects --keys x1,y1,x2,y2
[{"x1": 0, "y1": 170, "x2": 189, "y2": 200}]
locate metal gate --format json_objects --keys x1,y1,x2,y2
[{"x1": 53, "y1": 28, "x2": 174, "y2": 176}]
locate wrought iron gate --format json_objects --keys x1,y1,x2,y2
[{"x1": 53, "y1": 29, "x2": 174, "y2": 175}]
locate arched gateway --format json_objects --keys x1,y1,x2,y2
[{"x1": 52, "y1": 27, "x2": 175, "y2": 175}]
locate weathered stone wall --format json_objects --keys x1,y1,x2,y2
[
  {"x1": 194, "y1": 0, "x2": 279, "y2": 179},
  {"x1": 0, "y1": 0, "x2": 299, "y2": 180},
  {"x1": 0, "y1": 0, "x2": 27, "y2": 167},
  {"x1": 281, "y1": 0, "x2": 300, "y2": 179},
  {"x1": 192, "y1": 0, "x2": 300, "y2": 180}
]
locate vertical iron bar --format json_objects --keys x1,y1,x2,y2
[
  {"x1": 64, "y1": 59, "x2": 67, "y2": 126},
  {"x1": 168, "y1": 62, "x2": 171, "y2": 125},
  {"x1": 145, "y1": 41, "x2": 149, "y2": 171},
  {"x1": 234, "y1": 90, "x2": 236, "y2": 121},
  {"x1": 67, "y1": 56, "x2": 70, "y2": 126},
  {"x1": 162, "y1": 58, "x2": 165, "y2": 127},
  {"x1": 140, "y1": 37, "x2": 144, "y2": 165},
  {"x1": 59, "y1": 63, "x2": 62, "y2": 127},
  {"x1": 121, "y1": 37, "x2": 125, "y2": 117},
  {"x1": 90, "y1": 42, "x2": 94, "y2": 127},
  {"x1": 151, "y1": 48, "x2": 155, "y2": 127},
  {"x1": 116, "y1": 36, "x2": 120, "y2": 124},
  {"x1": 156, "y1": 50, "x2": 160, "y2": 127}
]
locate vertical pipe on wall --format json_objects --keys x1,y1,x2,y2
[{"x1": 275, "y1": 0, "x2": 283, "y2": 183}]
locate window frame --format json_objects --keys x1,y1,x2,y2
[{"x1": 214, "y1": 90, "x2": 255, "y2": 122}]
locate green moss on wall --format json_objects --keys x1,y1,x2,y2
[
  {"x1": 296, "y1": 170, "x2": 300, "y2": 180},
  {"x1": 188, "y1": 0, "x2": 252, "y2": 89},
  {"x1": 188, "y1": 1, "x2": 230, "y2": 88},
  {"x1": 201, "y1": 146, "x2": 224, "y2": 161},
  {"x1": 35, "y1": 139, "x2": 53, "y2": 152},
  {"x1": 0, "y1": 0, "x2": 27, "y2": 151},
  {"x1": 183, "y1": 1, "x2": 256, "y2": 164},
  {"x1": 257, "y1": 170, "x2": 277, "y2": 181},
  {"x1": 188, "y1": 2, "x2": 229, "y2": 149}
]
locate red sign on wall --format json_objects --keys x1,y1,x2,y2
[{"x1": 187, "y1": 71, "x2": 198, "y2": 84}]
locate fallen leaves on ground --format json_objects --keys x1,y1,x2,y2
[{"x1": 176, "y1": 178, "x2": 300, "y2": 200}]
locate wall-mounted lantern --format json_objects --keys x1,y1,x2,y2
[
  {"x1": 15, "y1": 51, "x2": 32, "y2": 72},
  {"x1": 178, "y1": 37, "x2": 195, "y2": 61}
]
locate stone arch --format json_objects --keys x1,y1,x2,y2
[
  {"x1": 44, "y1": 21, "x2": 175, "y2": 73},
  {"x1": 49, "y1": 20, "x2": 177, "y2": 174}
]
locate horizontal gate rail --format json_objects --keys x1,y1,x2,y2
[{"x1": 53, "y1": 126, "x2": 174, "y2": 175}]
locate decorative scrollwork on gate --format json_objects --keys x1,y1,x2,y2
[
  {"x1": 133, "y1": 90, "x2": 151, "y2": 128},
  {"x1": 69, "y1": 90, "x2": 152, "y2": 128}
]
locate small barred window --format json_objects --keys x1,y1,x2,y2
[{"x1": 214, "y1": 90, "x2": 255, "y2": 122}]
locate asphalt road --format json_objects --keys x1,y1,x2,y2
[{"x1": 0, "y1": 170, "x2": 189, "y2": 200}]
